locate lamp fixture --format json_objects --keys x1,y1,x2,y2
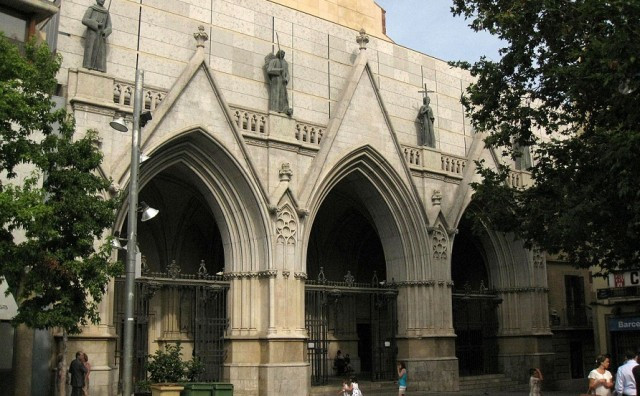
[
  {"x1": 140, "y1": 152, "x2": 150, "y2": 163},
  {"x1": 109, "y1": 116, "x2": 128, "y2": 132},
  {"x1": 140, "y1": 201, "x2": 159, "y2": 222},
  {"x1": 110, "y1": 111, "x2": 153, "y2": 133}
]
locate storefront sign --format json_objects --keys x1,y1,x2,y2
[
  {"x1": 609, "y1": 270, "x2": 640, "y2": 288},
  {"x1": 609, "y1": 317, "x2": 640, "y2": 332}
]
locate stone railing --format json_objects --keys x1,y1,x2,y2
[
  {"x1": 508, "y1": 170, "x2": 532, "y2": 188},
  {"x1": 112, "y1": 79, "x2": 166, "y2": 111},
  {"x1": 402, "y1": 145, "x2": 467, "y2": 178},
  {"x1": 441, "y1": 154, "x2": 466, "y2": 175},
  {"x1": 403, "y1": 146, "x2": 422, "y2": 166},
  {"x1": 230, "y1": 107, "x2": 268, "y2": 136},
  {"x1": 295, "y1": 122, "x2": 324, "y2": 146}
]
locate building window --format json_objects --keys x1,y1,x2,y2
[
  {"x1": 0, "y1": 8, "x2": 28, "y2": 43},
  {"x1": 565, "y1": 275, "x2": 587, "y2": 326}
]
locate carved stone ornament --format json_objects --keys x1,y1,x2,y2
[
  {"x1": 356, "y1": 28, "x2": 369, "y2": 50},
  {"x1": 279, "y1": 162, "x2": 293, "y2": 181},
  {"x1": 431, "y1": 189, "x2": 442, "y2": 206},
  {"x1": 276, "y1": 207, "x2": 297, "y2": 245},
  {"x1": 432, "y1": 228, "x2": 448, "y2": 260},
  {"x1": 194, "y1": 25, "x2": 209, "y2": 48},
  {"x1": 532, "y1": 246, "x2": 544, "y2": 268}
]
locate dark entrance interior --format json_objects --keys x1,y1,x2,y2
[
  {"x1": 357, "y1": 323, "x2": 372, "y2": 373},
  {"x1": 451, "y1": 216, "x2": 501, "y2": 376},
  {"x1": 114, "y1": 163, "x2": 230, "y2": 391},
  {"x1": 305, "y1": 175, "x2": 397, "y2": 385}
]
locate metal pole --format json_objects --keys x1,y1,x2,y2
[{"x1": 122, "y1": 68, "x2": 143, "y2": 396}]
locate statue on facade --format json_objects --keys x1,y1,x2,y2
[
  {"x1": 418, "y1": 94, "x2": 435, "y2": 147},
  {"x1": 82, "y1": 0, "x2": 112, "y2": 72},
  {"x1": 265, "y1": 50, "x2": 293, "y2": 116}
]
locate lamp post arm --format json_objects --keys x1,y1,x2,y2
[{"x1": 122, "y1": 68, "x2": 144, "y2": 396}]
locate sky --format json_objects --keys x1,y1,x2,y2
[{"x1": 374, "y1": 0, "x2": 503, "y2": 63}]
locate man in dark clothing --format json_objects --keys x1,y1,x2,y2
[{"x1": 69, "y1": 351, "x2": 87, "y2": 396}]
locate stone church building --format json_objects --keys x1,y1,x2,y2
[{"x1": 4, "y1": 0, "x2": 557, "y2": 395}]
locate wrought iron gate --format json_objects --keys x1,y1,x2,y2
[
  {"x1": 305, "y1": 271, "x2": 398, "y2": 386},
  {"x1": 114, "y1": 273, "x2": 229, "y2": 391},
  {"x1": 452, "y1": 283, "x2": 501, "y2": 376},
  {"x1": 194, "y1": 284, "x2": 228, "y2": 381}
]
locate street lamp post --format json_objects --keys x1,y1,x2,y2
[{"x1": 113, "y1": 68, "x2": 144, "y2": 396}]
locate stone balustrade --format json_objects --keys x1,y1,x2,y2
[
  {"x1": 508, "y1": 170, "x2": 533, "y2": 188},
  {"x1": 112, "y1": 79, "x2": 166, "y2": 111},
  {"x1": 230, "y1": 106, "x2": 268, "y2": 135},
  {"x1": 402, "y1": 145, "x2": 467, "y2": 178},
  {"x1": 295, "y1": 122, "x2": 324, "y2": 145}
]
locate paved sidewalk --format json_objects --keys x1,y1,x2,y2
[{"x1": 310, "y1": 379, "x2": 582, "y2": 395}]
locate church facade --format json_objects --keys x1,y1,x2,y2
[{"x1": 34, "y1": 0, "x2": 555, "y2": 394}]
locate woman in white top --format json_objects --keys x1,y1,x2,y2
[{"x1": 588, "y1": 354, "x2": 614, "y2": 396}]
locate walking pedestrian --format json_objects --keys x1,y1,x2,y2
[
  {"x1": 397, "y1": 361, "x2": 408, "y2": 395},
  {"x1": 68, "y1": 351, "x2": 87, "y2": 396},
  {"x1": 529, "y1": 368, "x2": 543, "y2": 396},
  {"x1": 614, "y1": 350, "x2": 638, "y2": 396},
  {"x1": 587, "y1": 354, "x2": 613, "y2": 395}
]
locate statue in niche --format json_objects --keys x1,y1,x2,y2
[
  {"x1": 418, "y1": 95, "x2": 436, "y2": 147},
  {"x1": 82, "y1": 0, "x2": 112, "y2": 72},
  {"x1": 265, "y1": 50, "x2": 293, "y2": 116}
]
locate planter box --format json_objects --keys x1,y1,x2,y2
[{"x1": 150, "y1": 384, "x2": 185, "y2": 396}]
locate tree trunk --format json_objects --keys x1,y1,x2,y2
[
  {"x1": 57, "y1": 331, "x2": 68, "y2": 396},
  {"x1": 12, "y1": 324, "x2": 33, "y2": 396}
]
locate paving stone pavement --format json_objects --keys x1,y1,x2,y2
[{"x1": 309, "y1": 378, "x2": 581, "y2": 396}]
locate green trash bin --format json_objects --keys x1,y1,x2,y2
[
  {"x1": 180, "y1": 382, "x2": 233, "y2": 396},
  {"x1": 181, "y1": 383, "x2": 214, "y2": 396},
  {"x1": 212, "y1": 383, "x2": 233, "y2": 396}
]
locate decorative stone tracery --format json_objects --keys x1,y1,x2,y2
[
  {"x1": 276, "y1": 207, "x2": 297, "y2": 246},
  {"x1": 432, "y1": 227, "x2": 448, "y2": 260}
]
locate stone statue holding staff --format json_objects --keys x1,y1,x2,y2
[
  {"x1": 265, "y1": 34, "x2": 293, "y2": 116},
  {"x1": 418, "y1": 84, "x2": 435, "y2": 147},
  {"x1": 82, "y1": 0, "x2": 112, "y2": 72}
]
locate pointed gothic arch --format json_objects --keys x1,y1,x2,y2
[
  {"x1": 303, "y1": 145, "x2": 429, "y2": 282},
  {"x1": 113, "y1": 128, "x2": 271, "y2": 274}
]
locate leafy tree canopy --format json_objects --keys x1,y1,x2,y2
[
  {"x1": 450, "y1": 0, "x2": 640, "y2": 273},
  {"x1": 0, "y1": 34, "x2": 120, "y2": 333}
]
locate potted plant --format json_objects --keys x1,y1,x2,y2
[{"x1": 146, "y1": 343, "x2": 187, "y2": 396}]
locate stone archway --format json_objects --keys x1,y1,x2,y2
[
  {"x1": 451, "y1": 215, "x2": 501, "y2": 376},
  {"x1": 112, "y1": 130, "x2": 271, "y2": 388}
]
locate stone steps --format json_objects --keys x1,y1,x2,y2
[
  {"x1": 458, "y1": 374, "x2": 528, "y2": 393},
  {"x1": 309, "y1": 379, "x2": 397, "y2": 395}
]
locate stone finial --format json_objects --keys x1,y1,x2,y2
[
  {"x1": 356, "y1": 28, "x2": 369, "y2": 50},
  {"x1": 431, "y1": 189, "x2": 442, "y2": 205},
  {"x1": 194, "y1": 25, "x2": 209, "y2": 48},
  {"x1": 279, "y1": 162, "x2": 293, "y2": 181}
]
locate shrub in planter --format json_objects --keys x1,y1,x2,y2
[
  {"x1": 147, "y1": 343, "x2": 186, "y2": 384},
  {"x1": 184, "y1": 356, "x2": 205, "y2": 382}
]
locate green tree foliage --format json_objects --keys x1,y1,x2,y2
[
  {"x1": 450, "y1": 1, "x2": 640, "y2": 273},
  {"x1": 0, "y1": 34, "x2": 120, "y2": 333}
]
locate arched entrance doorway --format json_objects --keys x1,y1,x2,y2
[
  {"x1": 114, "y1": 163, "x2": 229, "y2": 389},
  {"x1": 305, "y1": 174, "x2": 398, "y2": 385},
  {"x1": 112, "y1": 131, "x2": 269, "y2": 391},
  {"x1": 451, "y1": 215, "x2": 501, "y2": 376}
]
